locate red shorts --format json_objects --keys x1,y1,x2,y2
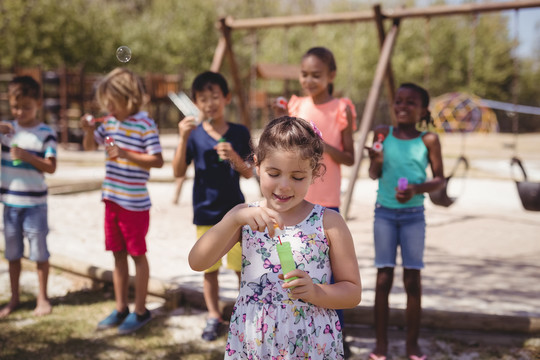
[{"x1": 104, "y1": 200, "x2": 149, "y2": 256}]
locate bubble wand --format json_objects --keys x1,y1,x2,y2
[
  {"x1": 373, "y1": 133, "x2": 385, "y2": 152},
  {"x1": 276, "y1": 96, "x2": 288, "y2": 110},
  {"x1": 85, "y1": 115, "x2": 106, "y2": 124}
]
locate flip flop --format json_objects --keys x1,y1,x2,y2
[
  {"x1": 369, "y1": 353, "x2": 387, "y2": 360},
  {"x1": 409, "y1": 355, "x2": 427, "y2": 360}
]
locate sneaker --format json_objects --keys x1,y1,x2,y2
[
  {"x1": 201, "y1": 318, "x2": 221, "y2": 341},
  {"x1": 117, "y1": 309, "x2": 152, "y2": 335},
  {"x1": 97, "y1": 307, "x2": 130, "y2": 330}
]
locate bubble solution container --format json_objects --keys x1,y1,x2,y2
[
  {"x1": 104, "y1": 136, "x2": 117, "y2": 159},
  {"x1": 274, "y1": 224, "x2": 298, "y2": 287},
  {"x1": 398, "y1": 177, "x2": 408, "y2": 191},
  {"x1": 217, "y1": 137, "x2": 226, "y2": 161},
  {"x1": 11, "y1": 142, "x2": 21, "y2": 166}
]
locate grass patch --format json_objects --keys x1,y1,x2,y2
[{"x1": 0, "y1": 287, "x2": 225, "y2": 360}]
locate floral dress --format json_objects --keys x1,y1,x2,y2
[{"x1": 225, "y1": 203, "x2": 344, "y2": 360}]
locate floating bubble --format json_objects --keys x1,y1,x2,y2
[{"x1": 116, "y1": 46, "x2": 132, "y2": 63}]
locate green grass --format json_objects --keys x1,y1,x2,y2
[{"x1": 0, "y1": 287, "x2": 225, "y2": 360}]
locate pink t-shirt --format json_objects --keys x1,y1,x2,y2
[{"x1": 288, "y1": 95, "x2": 357, "y2": 208}]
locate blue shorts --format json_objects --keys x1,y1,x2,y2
[
  {"x1": 373, "y1": 203, "x2": 425, "y2": 270},
  {"x1": 3, "y1": 204, "x2": 50, "y2": 262}
]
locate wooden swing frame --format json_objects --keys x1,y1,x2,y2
[{"x1": 210, "y1": 0, "x2": 540, "y2": 219}]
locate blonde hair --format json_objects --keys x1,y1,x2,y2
[{"x1": 95, "y1": 68, "x2": 146, "y2": 116}]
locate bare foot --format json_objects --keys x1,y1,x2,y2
[
  {"x1": 34, "y1": 299, "x2": 52, "y2": 316},
  {"x1": 0, "y1": 299, "x2": 20, "y2": 318}
]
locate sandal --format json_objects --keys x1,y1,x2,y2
[{"x1": 201, "y1": 318, "x2": 222, "y2": 341}]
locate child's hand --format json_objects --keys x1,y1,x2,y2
[
  {"x1": 229, "y1": 205, "x2": 282, "y2": 237},
  {"x1": 105, "y1": 143, "x2": 126, "y2": 160},
  {"x1": 395, "y1": 184, "x2": 416, "y2": 203},
  {"x1": 279, "y1": 269, "x2": 317, "y2": 301},
  {"x1": 80, "y1": 114, "x2": 95, "y2": 131},
  {"x1": 364, "y1": 145, "x2": 383, "y2": 163},
  {"x1": 271, "y1": 97, "x2": 288, "y2": 117},
  {"x1": 214, "y1": 140, "x2": 234, "y2": 161},
  {"x1": 0, "y1": 123, "x2": 14, "y2": 135},
  {"x1": 11, "y1": 145, "x2": 29, "y2": 163},
  {"x1": 178, "y1": 116, "x2": 197, "y2": 139}
]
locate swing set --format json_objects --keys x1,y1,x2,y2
[{"x1": 207, "y1": 0, "x2": 540, "y2": 218}]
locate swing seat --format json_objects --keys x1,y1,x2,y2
[
  {"x1": 428, "y1": 155, "x2": 469, "y2": 207},
  {"x1": 511, "y1": 157, "x2": 540, "y2": 211}
]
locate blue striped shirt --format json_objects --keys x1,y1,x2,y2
[
  {"x1": 0, "y1": 121, "x2": 57, "y2": 207},
  {"x1": 94, "y1": 111, "x2": 162, "y2": 211}
]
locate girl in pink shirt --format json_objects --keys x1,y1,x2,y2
[{"x1": 276, "y1": 47, "x2": 356, "y2": 210}]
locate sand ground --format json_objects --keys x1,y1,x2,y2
[{"x1": 1, "y1": 132, "x2": 539, "y2": 358}]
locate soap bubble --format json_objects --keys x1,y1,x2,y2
[{"x1": 116, "y1": 46, "x2": 132, "y2": 63}]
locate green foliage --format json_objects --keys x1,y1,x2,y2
[{"x1": 0, "y1": 0, "x2": 538, "y2": 124}]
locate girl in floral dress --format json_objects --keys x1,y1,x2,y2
[{"x1": 189, "y1": 116, "x2": 362, "y2": 359}]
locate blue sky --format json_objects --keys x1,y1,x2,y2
[
  {"x1": 414, "y1": 0, "x2": 540, "y2": 58},
  {"x1": 507, "y1": 7, "x2": 540, "y2": 58}
]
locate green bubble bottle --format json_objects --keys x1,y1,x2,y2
[{"x1": 274, "y1": 224, "x2": 298, "y2": 286}]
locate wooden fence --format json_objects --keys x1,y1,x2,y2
[{"x1": 0, "y1": 67, "x2": 183, "y2": 145}]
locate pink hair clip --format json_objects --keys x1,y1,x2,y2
[{"x1": 310, "y1": 121, "x2": 323, "y2": 139}]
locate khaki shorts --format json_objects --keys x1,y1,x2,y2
[{"x1": 197, "y1": 225, "x2": 242, "y2": 273}]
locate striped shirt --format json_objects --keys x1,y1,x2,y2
[
  {"x1": 94, "y1": 111, "x2": 162, "y2": 211},
  {"x1": 0, "y1": 121, "x2": 57, "y2": 207}
]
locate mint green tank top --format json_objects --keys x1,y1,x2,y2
[{"x1": 376, "y1": 126, "x2": 428, "y2": 208}]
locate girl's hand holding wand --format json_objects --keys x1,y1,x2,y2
[{"x1": 279, "y1": 269, "x2": 317, "y2": 302}]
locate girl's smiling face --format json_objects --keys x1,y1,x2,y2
[
  {"x1": 299, "y1": 55, "x2": 336, "y2": 102},
  {"x1": 393, "y1": 87, "x2": 427, "y2": 125},
  {"x1": 256, "y1": 149, "x2": 313, "y2": 214}
]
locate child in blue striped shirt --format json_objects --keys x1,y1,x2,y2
[
  {"x1": 80, "y1": 68, "x2": 164, "y2": 335},
  {"x1": 0, "y1": 75, "x2": 57, "y2": 318}
]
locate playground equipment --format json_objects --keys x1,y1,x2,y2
[
  {"x1": 209, "y1": 0, "x2": 540, "y2": 218},
  {"x1": 507, "y1": 9, "x2": 540, "y2": 212},
  {"x1": 428, "y1": 91, "x2": 499, "y2": 207}
]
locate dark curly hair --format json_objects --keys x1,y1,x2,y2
[{"x1": 255, "y1": 116, "x2": 326, "y2": 179}]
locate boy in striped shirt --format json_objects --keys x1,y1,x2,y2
[
  {"x1": 0, "y1": 75, "x2": 57, "y2": 317},
  {"x1": 80, "y1": 68, "x2": 163, "y2": 334}
]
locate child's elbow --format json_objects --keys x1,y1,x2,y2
[
  {"x1": 188, "y1": 252, "x2": 206, "y2": 272},
  {"x1": 345, "y1": 286, "x2": 363, "y2": 308}
]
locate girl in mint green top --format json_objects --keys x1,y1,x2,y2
[
  {"x1": 376, "y1": 126, "x2": 429, "y2": 208},
  {"x1": 366, "y1": 83, "x2": 445, "y2": 360}
]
